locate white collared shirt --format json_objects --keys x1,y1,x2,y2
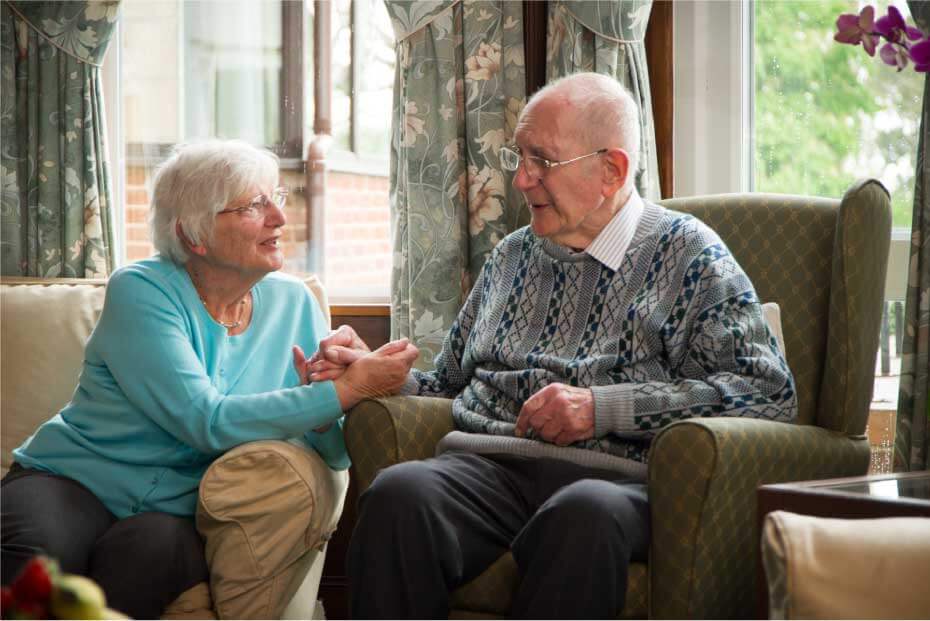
[{"x1": 583, "y1": 189, "x2": 645, "y2": 271}]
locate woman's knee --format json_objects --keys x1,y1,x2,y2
[{"x1": 92, "y1": 512, "x2": 208, "y2": 583}]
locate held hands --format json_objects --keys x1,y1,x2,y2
[
  {"x1": 292, "y1": 335, "x2": 418, "y2": 417},
  {"x1": 514, "y1": 383, "x2": 595, "y2": 446},
  {"x1": 308, "y1": 325, "x2": 371, "y2": 381},
  {"x1": 330, "y1": 338, "x2": 419, "y2": 410}
]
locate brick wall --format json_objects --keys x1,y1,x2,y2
[{"x1": 123, "y1": 165, "x2": 392, "y2": 298}]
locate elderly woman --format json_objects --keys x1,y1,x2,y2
[{"x1": 0, "y1": 140, "x2": 417, "y2": 618}]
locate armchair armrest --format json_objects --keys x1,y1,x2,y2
[
  {"x1": 344, "y1": 396, "x2": 455, "y2": 493},
  {"x1": 647, "y1": 417, "x2": 870, "y2": 620},
  {"x1": 196, "y1": 440, "x2": 348, "y2": 619}
]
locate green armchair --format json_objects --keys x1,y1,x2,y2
[{"x1": 344, "y1": 179, "x2": 892, "y2": 619}]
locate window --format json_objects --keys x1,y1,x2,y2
[
  {"x1": 116, "y1": 0, "x2": 395, "y2": 301},
  {"x1": 753, "y1": 0, "x2": 921, "y2": 473}
]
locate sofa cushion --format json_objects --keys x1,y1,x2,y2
[
  {"x1": 0, "y1": 280, "x2": 107, "y2": 475},
  {"x1": 762, "y1": 510, "x2": 930, "y2": 619}
]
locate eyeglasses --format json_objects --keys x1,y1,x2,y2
[
  {"x1": 500, "y1": 146, "x2": 608, "y2": 179},
  {"x1": 217, "y1": 187, "x2": 289, "y2": 219}
]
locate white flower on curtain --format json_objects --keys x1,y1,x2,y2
[
  {"x1": 467, "y1": 166, "x2": 505, "y2": 235},
  {"x1": 413, "y1": 309, "x2": 447, "y2": 346},
  {"x1": 403, "y1": 101, "x2": 426, "y2": 147},
  {"x1": 475, "y1": 128, "x2": 506, "y2": 156},
  {"x1": 465, "y1": 42, "x2": 501, "y2": 81}
]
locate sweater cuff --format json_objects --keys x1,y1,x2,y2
[
  {"x1": 399, "y1": 372, "x2": 419, "y2": 396},
  {"x1": 591, "y1": 384, "x2": 637, "y2": 437}
]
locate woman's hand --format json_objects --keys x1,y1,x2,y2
[
  {"x1": 332, "y1": 339, "x2": 419, "y2": 411},
  {"x1": 306, "y1": 325, "x2": 372, "y2": 382}
]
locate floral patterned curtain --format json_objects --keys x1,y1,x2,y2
[
  {"x1": 386, "y1": 0, "x2": 527, "y2": 368},
  {"x1": 0, "y1": 0, "x2": 118, "y2": 278},
  {"x1": 895, "y1": 1, "x2": 930, "y2": 471},
  {"x1": 546, "y1": 0, "x2": 659, "y2": 201}
]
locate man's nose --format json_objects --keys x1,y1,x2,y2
[{"x1": 511, "y1": 161, "x2": 537, "y2": 192}]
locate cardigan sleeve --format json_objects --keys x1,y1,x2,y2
[
  {"x1": 591, "y1": 244, "x2": 798, "y2": 440},
  {"x1": 93, "y1": 269, "x2": 345, "y2": 455}
]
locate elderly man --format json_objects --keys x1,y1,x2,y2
[{"x1": 318, "y1": 72, "x2": 797, "y2": 619}]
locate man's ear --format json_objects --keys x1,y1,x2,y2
[
  {"x1": 601, "y1": 148, "x2": 630, "y2": 198},
  {"x1": 176, "y1": 220, "x2": 207, "y2": 257}
]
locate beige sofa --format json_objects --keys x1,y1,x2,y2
[{"x1": 0, "y1": 276, "x2": 348, "y2": 620}]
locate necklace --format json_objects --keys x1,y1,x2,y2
[{"x1": 199, "y1": 295, "x2": 247, "y2": 329}]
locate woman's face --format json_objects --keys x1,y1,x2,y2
[{"x1": 205, "y1": 184, "x2": 287, "y2": 277}]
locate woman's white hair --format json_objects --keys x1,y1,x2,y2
[
  {"x1": 149, "y1": 139, "x2": 279, "y2": 264},
  {"x1": 528, "y1": 73, "x2": 641, "y2": 193}
]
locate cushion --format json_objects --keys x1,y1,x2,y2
[
  {"x1": 196, "y1": 440, "x2": 348, "y2": 619},
  {"x1": 762, "y1": 510, "x2": 930, "y2": 619},
  {"x1": 0, "y1": 280, "x2": 107, "y2": 475}
]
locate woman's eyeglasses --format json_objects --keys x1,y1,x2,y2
[{"x1": 217, "y1": 187, "x2": 289, "y2": 219}]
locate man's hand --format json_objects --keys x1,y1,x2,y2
[
  {"x1": 307, "y1": 325, "x2": 372, "y2": 381},
  {"x1": 514, "y1": 383, "x2": 595, "y2": 446},
  {"x1": 332, "y1": 339, "x2": 419, "y2": 411}
]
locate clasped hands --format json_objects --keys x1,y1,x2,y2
[
  {"x1": 291, "y1": 325, "x2": 419, "y2": 412},
  {"x1": 295, "y1": 325, "x2": 594, "y2": 446}
]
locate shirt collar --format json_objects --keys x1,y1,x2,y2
[{"x1": 583, "y1": 189, "x2": 645, "y2": 271}]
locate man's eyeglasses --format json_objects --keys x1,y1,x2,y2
[
  {"x1": 217, "y1": 187, "x2": 289, "y2": 219},
  {"x1": 500, "y1": 146, "x2": 608, "y2": 179}
]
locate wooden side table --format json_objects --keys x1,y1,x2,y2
[{"x1": 756, "y1": 471, "x2": 930, "y2": 618}]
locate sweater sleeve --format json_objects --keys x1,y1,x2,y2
[
  {"x1": 592, "y1": 244, "x2": 798, "y2": 440},
  {"x1": 94, "y1": 269, "x2": 345, "y2": 455},
  {"x1": 400, "y1": 251, "x2": 495, "y2": 398}
]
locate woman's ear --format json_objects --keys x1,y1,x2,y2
[
  {"x1": 176, "y1": 221, "x2": 207, "y2": 257},
  {"x1": 601, "y1": 148, "x2": 630, "y2": 198}
]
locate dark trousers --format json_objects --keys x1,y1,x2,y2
[
  {"x1": 347, "y1": 452, "x2": 650, "y2": 619},
  {"x1": 1, "y1": 465, "x2": 209, "y2": 619}
]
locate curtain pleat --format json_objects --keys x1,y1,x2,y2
[
  {"x1": 386, "y1": 0, "x2": 528, "y2": 368},
  {"x1": 894, "y1": 1, "x2": 930, "y2": 472},
  {"x1": 0, "y1": 0, "x2": 118, "y2": 277}
]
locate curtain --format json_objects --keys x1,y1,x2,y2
[
  {"x1": 546, "y1": 0, "x2": 659, "y2": 201},
  {"x1": 386, "y1": 0, "x2": 528, "y2": 368},
  {"x1": 0, "y1": 0, "x2": 118, "y2": 278},
  {"x1": 894, "y1": 2, "x2": 930, "y2": 471}
]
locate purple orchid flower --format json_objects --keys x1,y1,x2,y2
[
  {"x1": 910, "y1": 38, "x2": 930, "y2": 72},
  {"x1": 880, "y1": 41, "x2": 909, "y2": 70},
  {"x1": 835, "y1": 5, "x2": 879, "y2": 56},
  {"x1": 875, "y1": 5, "x2": 905, "y2": 41}
]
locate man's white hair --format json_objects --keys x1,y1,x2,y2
[
  {"x1": 527, "y1": 72, "x2": 641, "y2": 192},
  {"x1": 149, "y1": 139, "x2": 279, "y2": 264}
]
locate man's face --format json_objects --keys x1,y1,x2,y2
[{"x1": 511, "y1": 98, "x2": 612, "y2": 249}]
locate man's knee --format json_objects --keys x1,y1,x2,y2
[
  {"x1": 360, "y1": 460, "x2": 443, "y2": 516},
  {"x1": 527, "y1": 480, "x2": 649, "y2": 551}
]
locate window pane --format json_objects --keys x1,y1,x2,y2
[
  {"x1": 754, "y1": 0, "x2": 920, "y2": 229},
  {"x1": 331, "y1": 0, "x2": 352, "y2": 151},
  {"x1": 355, "y1": 0, "x2": 395, "y2": 158},
  {"x1": 184, "y1": 1, "x2": 283, "y2": 147},
  {"x1": 754, "y1": 0, "x2": 920, "y2": 474}
]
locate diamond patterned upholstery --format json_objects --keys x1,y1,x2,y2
[{"x1": 344, "y1": 180, "x2": 890, "y2": 618}]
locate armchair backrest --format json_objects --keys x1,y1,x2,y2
[{"x1": 660, "y1": 179, "x2": 891, "y2": 435}]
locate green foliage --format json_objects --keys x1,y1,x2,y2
[{"x1": 755, "y1": 0, "x2": 922, "y2": 228}]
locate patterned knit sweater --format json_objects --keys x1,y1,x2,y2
[{"x1": 405, "y1": 202, "x2": 797, "y2": 478}]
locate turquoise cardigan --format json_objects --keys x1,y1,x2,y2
[{"x1": 14, "y1": 256, "x2": 348, "y2": 519}]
